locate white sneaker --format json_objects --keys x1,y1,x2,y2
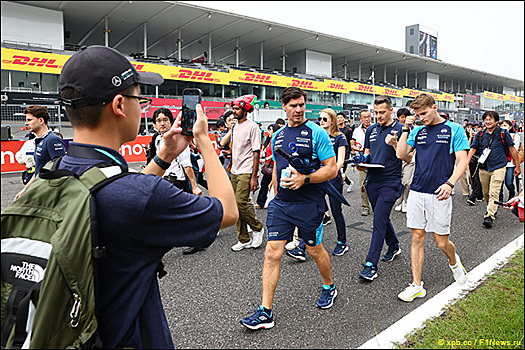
[
  {"x1": 449, "y1": 253, "x2": 468, "y2": 284},
  {"x1": 251, "y1": 229, "x2": 264, "y2": 248},
  {"x1": 247, "y1": 226, "x2": 253, "y2": 233},
  {"x1": 401, "y1": 202, "x2": 407, "y2": 213},
  {"x1": 398, "y1": 282, "x2": 426, "y2": 302},
  {"x1": 346, "y1": 180, "x2": 354, "y2": 193},
  {"x1": 394, "y1": 204, "x2": 402, "y2": 212},
  {"x1": 285, "y1": 239, "x2": 299, "y2": 251},
  {"x1": 231, "y1": 240, "x2": 252, "y2": 251}
]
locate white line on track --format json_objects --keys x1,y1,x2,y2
[{"x1": 358, "y1": 233, "x2": 524, "y2": 349}]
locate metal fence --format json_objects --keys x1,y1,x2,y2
[{"x1": 1, "y1": 103, "x2": 67, "y2": 140}]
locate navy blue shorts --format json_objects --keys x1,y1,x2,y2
[{"x1": 266, "y1": 199, "x2": 325, "y2": 246}]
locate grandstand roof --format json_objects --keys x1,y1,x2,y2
[{"x1": 10, "y1": 0, "x2": 524, "y2": 91}]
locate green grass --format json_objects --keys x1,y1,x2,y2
[{"x1": 396, "y1": 248, "x2": 524, "y2": 349}]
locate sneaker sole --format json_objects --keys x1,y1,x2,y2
[
  {"x1": 466, "y1": 200, "x2": 476, "y2": 206},
  {"x1": 333, "y1": 246, "x2": 349, "y2": 256},
  {"x1": 285, "y1": 253, "x2": 306, "y2": 261},
  {"x1": 398, "y1": 289, "x2": 427, "y2": 302},
  {"x1": 231, "y1": 244, "x2": 252, "y2": 252},
  {"x1": 317, "y1": 289, "x2": 338, "y2": 309},
  {"x1": 240, "y1": 320, "x2": 275, "y2": 330},
  {"x1": 381, "y1": 248, "x2": 401, "y2": 262},
  {"x1": 358, "y1": 272, "x2": 378, "y2": 281}
]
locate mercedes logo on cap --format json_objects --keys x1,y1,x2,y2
[{"x1": 112, "y1": 76, "x2": 122, "y2": 87}]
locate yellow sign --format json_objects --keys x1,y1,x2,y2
[
  {"x1": 287, "y1": 77, "x2": 325, "y2": 91},
  {"x1": 324, "y1": 79, "x2": 351, "y2": 93},
  {"x1": 167, "y1": 66, "x2": 229, "y2": 85},
  {"x1": 505, "y1": 94, "x2": 524, "y2": 104},
  {"x1": 441, "y1": 93, "x2": 455, "y2": 102},
  {"x1": 1, "y1": 47, "x2": 69, "y2": 74},
  {"x1": 230, "y1": 69, "x2": 289, "y2": 87},
  {"x1": 484, "y1": 91, "x2": 506, "y2": 101}
]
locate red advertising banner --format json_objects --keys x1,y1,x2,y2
[{"x1": 1, "y1": 134, "x2": 221, "y2": 173}]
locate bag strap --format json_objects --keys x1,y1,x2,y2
[
  {"x1": 1, "y1": 286, "x2": 28, "y2": 348},
  {"x1": 11, "y1": 283, "x2": 40, "y2": 349}
]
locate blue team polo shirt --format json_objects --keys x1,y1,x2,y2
[
  {"x1": 331, "y1": 133, "x2": 349, "y2": 177},
  {"x1": 470, "y1": 127, "x2": 514, "y2": 172},
  {"x1": 407, "y1": 121, "x2": 470, "y2": 194},
  {"x1": 364, "y1": 120, "x2": 404, "y2": 183},
  {"x1": 271, "y1": 120, "x2": 335, "y2": 203},
  {"x1": 58, "y1": 142, "x2": 223, "y2": 348},
  {"x1": 34, "y1": 131, "x2": 66, "y2": 175}
]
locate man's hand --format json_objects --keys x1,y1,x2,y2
[
  {"x1": 385, "y1": 131, "x2": 398, "y2": 147},
  {"x1": 192, "y1": 186, "x2": 203, "y2": 196},
  {"x1": 280, "y1": 168, "x2": 306, "y2": 190},
  {"x1": 435, "y1": 182, "x2": 453, "y2": 201},
  {"x1": 405, "y1": 115, "x2": 416, "y2": 129},
  {"x1": 514, "y1": 165, "x2": 521, "y2": 177},
  {"x1": 250, "y1": 176, "x2": 259, "y2": 192}
]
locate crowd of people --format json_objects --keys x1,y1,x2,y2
[{"x1": 6, "y1": 45, "x2": 524, "y2": 347}]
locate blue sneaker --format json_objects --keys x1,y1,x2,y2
[
  {"x1": 358, "y1": 262, "x2": 378, "y2": 281},
  {"x1": 285, "y1": 247, "x2": 306, "y2": 261},
  {"x1": 381, "y1": 246, "x2": 401, "y2": 262},
  {"x1": 332, "y1": 241, "x2": 348, "y2": 256},
  {"x1": 316, "y1": 285, "x2": 338, "y2": 309},
  {"x1": 240, "y1": 305, "x2": 274, "y2": 330}
]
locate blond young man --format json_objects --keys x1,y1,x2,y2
[{"x1": 396, "y1": 94, "x2": 470, "y2": 302}]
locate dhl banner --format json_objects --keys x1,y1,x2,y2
[
  {"x1": 1, "y1": 48, "x2": 69, "y2": 74},
  {"x1": 230, "y1": 69, "x2": 290, "y2": 88},
  {"x1": 484, "y1": 91, "x2": 506, "y2": 101},
  {"x1": 324, "y1": 79, "x2": 351, "y2": 93},
  {"x1": 1, "y1": 48, "x2": 520, "y2": 103},
  {"x1": 505, "y1": 94, "x2": 524, "y2": 104}
]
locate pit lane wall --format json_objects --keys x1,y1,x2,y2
[{"x1": 1, "y1": 134, "x2": 221, "y2": 173}]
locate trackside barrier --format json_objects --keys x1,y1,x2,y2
[{"x1": 1, "y1": 134, "x2": 221, "y2": 173}]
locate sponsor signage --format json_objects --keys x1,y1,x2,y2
[
  {"x1": 505, "y1": 94, "x2": 524, "y2": 104},
  {"x1": 1, "y1": 134, "x2": 221, "y2": 173},
  {"x1": 483, "y1": 91, "x2": 505, "y2": 101},
  {"x1": 324, "y1": 79, "x2": 351, "y2": 93},
  {"x1": 1, "y1": 48, "x2": 69, "y2": 74},
  {"x1": 288, "y1": 78, "x2": 325, "y2": 91},
  {"x1": 230, "y1": 69, "x2": 289, "y2": 87}
]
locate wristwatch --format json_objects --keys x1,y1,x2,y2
[
  {"x1": 402, "y1": 128, "x2": 411, "y2": 133},
  {"x1": 304, "y1": 174, "x2": 310, "y2": 184},
  {"x1": 153, "y1": 154, "x2": 171, "y2": 170}
]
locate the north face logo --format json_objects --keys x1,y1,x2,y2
[{"x1": 10, "y1": 261, "x2": 45, "y2": 283}]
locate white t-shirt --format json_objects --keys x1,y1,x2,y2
[
  {"x1": 155, "y1": 135, "x2": 191, "y2": 180},
  {"x1": 352, "y1": 124, "x2": 368, "y2": 151},
  {"x1": 15, "y1": 139, "x2": 36, "y2": 168},
  {"x1": 507, "y1": 133, "x2": 521, "y2": 167}
]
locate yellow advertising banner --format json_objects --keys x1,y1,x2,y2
[
  {"x1": 167, "y1": 66, "x2": 230, "y2": 85},
  {"x1": 1, "y1": 47, "x2": 69, "y2": 74},
  {"x1": 287, "y1": 77, "x2": 325, "y2": 91},
  {"x1": 484, "y1": 91, "x2": 506, "y2": 101},
  {"x1": 505, "y1": 94, "x2": 524, "y2": 104},
  {"x1": 230, "y1": 69, "x2": 289, "y2": 88},
  {"x1": 324, "y1": 79, "x2": 351, "y2": 94},
  {"x1": 441, "y1": 93, "x2": 455, "y2": 102}
]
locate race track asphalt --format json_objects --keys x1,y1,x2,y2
[{"x1": 1, "y1": 162, "x2": 523, "y2": 348}]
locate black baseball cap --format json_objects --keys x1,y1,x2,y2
[{"x1": 59, "y1": 45, "x2": 164, "y2": 108}]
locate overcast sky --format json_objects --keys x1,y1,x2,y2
[{"x1": 183, "y1": 1, "x2": 524, "y2": 82}]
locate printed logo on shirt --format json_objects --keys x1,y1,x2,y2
[{"x1": 301, "y1": 130, "x2": 309, "y2": 137}]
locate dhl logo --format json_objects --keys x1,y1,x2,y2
[
  {"x1": 4, "y1": 55, "x2": 62, "y2": 69},
  {"x1": 328, "y1": 83, "x2": 346, "y2": 91},
  {"x1": 406, "y1": 90, "x2": 421, "y2": 96},
  {"x1": 290, "y1": 80, "x2": 317, "y2": 90},
  {"x1": 384, "y1": 88, "x2": 401, "y2": 96},
  {"x1": 357, "y1": 85, "x2": 375, "y2": 93},
  {"x1": 242, "y1": 73, "x2": 275, "y2": 84},
  {"x1": 171, "y1": 69, "x2": 216, "y2": 82}
]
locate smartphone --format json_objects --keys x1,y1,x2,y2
[{"x1": 181, "y1": 88, "x2": 202, "y2": 136}]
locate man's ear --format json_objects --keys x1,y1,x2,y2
[{"x1": 111, "y1": 94, "x2": 126, "y2": 119}]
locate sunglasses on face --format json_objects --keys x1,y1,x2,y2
[{"x1": 318, "y1": 117, "x2": 328, "y2": 122}]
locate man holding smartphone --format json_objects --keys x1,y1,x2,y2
[{"x1": 220, "y1": 95, "x2": 265, "y2": 251}]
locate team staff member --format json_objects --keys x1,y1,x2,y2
[
  {"x1": 240, "y1": 87, "x2": 338, "y2": 330},
  {"x1": 357, "y1": 96, "x2": 406, "y2": 281},
  {"x1": 15, "y1": 105, "x2": 66, "y2": 199},
  {"x1": 396, "y1": 93, "x2": 469, "y2": 302},
  {"x1": 351, "y1": 109, "x2": 372, "y2": 216},
  {"x1": 56, "y1": 45, "x2": 237, "y2": 347}
]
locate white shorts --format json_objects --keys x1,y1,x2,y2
[{"x1": 406, "y1": 190, "x2": 452, "y2": 235}]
